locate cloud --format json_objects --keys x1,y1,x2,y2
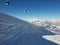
[{"x1": 26, "y1": 18, "x2": 60, "y2": 26}]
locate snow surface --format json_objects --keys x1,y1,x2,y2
[
  {"x1": 26, "y1": 19, "x2": 60, "y2": 45},
  {"x1": 0, "y1": 12, "x2": 59, "y2": 45},
  {"x1": 26, "y1": 19, "x2": 60, "y2": 34},
  {"x1": 43, "y1": 35, "x2": 60, "y2": 45}
]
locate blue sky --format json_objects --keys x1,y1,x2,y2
[{"x1": 0, "y1": 0, "x2": 60, "y2": 19}]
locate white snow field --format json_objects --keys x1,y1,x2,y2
[
  {"x1": 43, "y1": 35, "x2": 60, "y2": 45},
  {"x1": 26, "y1": 19, "x2": 60, "y2": 45},
  {"x1": 0, "y1": 12, "x2": 59, "y2": 45}
]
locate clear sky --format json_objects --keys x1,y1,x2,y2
[{"x1": 0, "y1": 0, "x2": 60, "y2": 19}]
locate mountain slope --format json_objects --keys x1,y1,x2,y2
[
  {"x1": 26, "y1": 19, "x2": 60, "y2": 34},
  {"x1": 0, "y1": 12, "x2": 57, "y2": 45}
]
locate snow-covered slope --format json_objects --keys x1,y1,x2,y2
[
  {"x1": 0, "y1": 13, "x2": 57, "y2": 45},
  {"x1": 26, "y1": 19, "x2": 60, "y2": 34},
  {"x1": 26, "y1": 19, "x2": 60, "y2": 45},
  {"x1": 43, "y1": 35, "x2": 60, "y2": 45}
]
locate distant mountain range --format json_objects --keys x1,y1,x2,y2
[{"x1": 0, "y1": 12, "x2": 58, "y2": 45}]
